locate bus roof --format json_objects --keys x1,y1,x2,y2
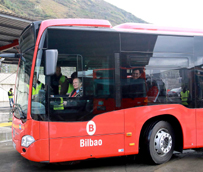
[
  {"x1": 36, "y1": 19, "x2": 203, "y2": 44},
  {"x1": 39, "y1": 18, "x2": 112, "y2": 29},
  {"x1": 113, "y1": 23, "x2": 203, "y2": 36}
]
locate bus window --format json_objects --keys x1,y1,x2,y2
[
  {"x1": 30, "y1": 51, "x2": 46, "y2": 121},
  {"x1": 83, "y1": 56, "x2": 115, "y2": 115},
  {"x1": 121, "y1": 53, "x2": 194, "y2": 108},
  {"x1": 120, "y1": 53, "x2": 148, "y2": 108},
  {"x1": 153, "y1": 35, "x2": 193, "y2": 53},
  {"x1": 146, "y1": 57, "x2": 193, "y2": 106},
  {"x1": 48, "y1": 54, "x2": 84, "y2": 121},
  {"x1": 44, "y1": 28, "x2": 118, "y2": 121},
  {"x1": 15, "y1": 49, "x2": 34, "y2": 120}
]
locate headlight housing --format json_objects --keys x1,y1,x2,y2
[{"x1": 21, "y1": 135, "x2": 35, "y2": 147}]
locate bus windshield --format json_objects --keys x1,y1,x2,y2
[{"x1": 14, "y1": 25, "x2": 35, "y2": 119}]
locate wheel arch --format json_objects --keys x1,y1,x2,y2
[{"x1": 139, "y1": 114, "x2": 183, "y2": 153}]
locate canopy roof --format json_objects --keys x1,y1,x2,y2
[{"x1": 0, "y1": 11, "x2": 34, "y2": 64}]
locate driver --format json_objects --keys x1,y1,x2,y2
[{"x1": 69, "y1": 78, "x2": 83, "y2": 97}]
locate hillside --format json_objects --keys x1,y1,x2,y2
[{"x1": 0, "y1": 0, "x2": 146, "y2": 26}]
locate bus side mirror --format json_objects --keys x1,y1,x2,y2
[{"x1": 45, "y1": 49, "x2": 58, "y2": 76}]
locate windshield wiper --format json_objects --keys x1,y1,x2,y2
[{"x1": 13, "y1": 103, "x2": 26, "y2": 119}]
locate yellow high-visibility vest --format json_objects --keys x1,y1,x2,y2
[
  {"x1": 67, "y1": 83, "x2": 74, "y2": 94},
  {"x1": 33, "y1": 83, "x2": 43, "y2": 95},
  {"x1": 59, "y1": 75, "x2": 66, "y2": 94},
  {"x1": 181, "y1": 90, "x2": 189, "y2": 106},
  {"x1": 53, "y1": 97, "x2": 64, "y2": 110},
  {"x1": 8, "y1": 91, "x2": 13, "y2": 99},
  {"x1": 27, "y1": 83, "x2": 43, "y2": 96}
]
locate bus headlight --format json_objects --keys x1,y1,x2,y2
[{"x1": 21, "y1": 135, "x2": 35, "y2": 148}]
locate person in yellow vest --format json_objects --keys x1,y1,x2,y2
[
  {"x1": 52, "y1": 72, "x2": 77, "y2": 110},
  {"x1": 8, "y1": 88, "x2": 14, "y2": 108},
  {"x1": 32, "y1": 74, "x2": 45, "y2": 99},
  {"x1": 51, "y1": 66, "x2": 67, "y2": 95},
  {"x1": 180, "y1": 84, "x2": 191, "y2": 107},
  {"x1": 50, "y1": 67, "x2": 67, "y2": 110}
]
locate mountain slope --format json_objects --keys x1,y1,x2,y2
[{"x1": 0, "y1": 0, "x2": 146, "y2": 26}]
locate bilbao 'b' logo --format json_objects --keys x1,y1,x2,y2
[{"x1": 86, "y1": 121, "x2": 96, "y2": 135}]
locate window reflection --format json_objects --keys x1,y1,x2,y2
[
  {"x1": 15, "y1": 49, "x2": 34, "y2": 119},
  {"x1": 121, "y1": 53, "x2": 194, "y2": 108},
  {"x1": 153, "y1": 36, "x2": 193, "y2": 53}
]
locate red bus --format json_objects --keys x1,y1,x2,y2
[{"x1": 7, "y1": 19, "x2": 203, "y2": 164}]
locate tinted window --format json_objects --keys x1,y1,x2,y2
[
  {"x1": 120, "y1": 53, "x2": 194, "y2": 108},
  {"x1": 15, "y1": 48, "x2": 34, "y2": 119},
  {"x1": 194, "y1": 36, "x2": 203, "y2": 108},
  {"x1": 48, "y1": 28, "x2": 119, "y2": 55},
  {"x1": 121, "y1": 33, "x2": 157, "y2": 52},
  {"x1": 153, "y1": 36, "x2": 193, "y2": 53},
  {"x1": 121, "y1": 33, "x2": 193, "y2": 54},
  {"x1": 19, "y1": 25, "x2": 35, "y2": 52}
]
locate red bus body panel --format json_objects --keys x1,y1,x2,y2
[
  {"x1": 49, "y1": 110, "x2": 124, "y2": 162},
  {"x1": 124, "y1": 104, "x2": 196, "y2": 155},
  {"x1": 195, "y1": 109, "x2": 203, "y2": 148},
  {"x1": 50, "y1": 134, "x2": 124, "y2": 162}
]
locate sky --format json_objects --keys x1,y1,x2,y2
[{"x1": 104, "y1": 0, "x2": 203, "y2": 29}]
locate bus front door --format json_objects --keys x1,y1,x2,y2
[{"x1": 48, "y1": 98, "x2": 125, "y2": 163}]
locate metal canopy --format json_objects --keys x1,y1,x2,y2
[{"x1": 0, "y1": 11, "x2": 34, "y2": 64}]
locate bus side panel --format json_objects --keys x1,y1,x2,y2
[
  {"x1": 49, "y1": 110, "x2": 124, "y2": 138},
  {"x1": 49, "y1": 134, "x2": 124, "y2": 162},
  {"x1": 49, "y1": 110, "x2": 124, "y2": 162},
  {"x1": 124, "y1": 104, "x2": 196, "y2": 155},
  {"x1": 195, "y1": 109, "x2": 203, "y2": 147}
]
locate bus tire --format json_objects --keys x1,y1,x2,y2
[{"x1": 142, "y1": 121, "x2": 175, "y2": 164}]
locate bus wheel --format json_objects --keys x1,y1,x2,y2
[{"x1": 143, "y1": 121, "x2": 175, "y2": 164}]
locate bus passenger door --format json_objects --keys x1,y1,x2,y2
[{"x1": 47, "y1": 56, "x2": 124, "y2": 162}]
